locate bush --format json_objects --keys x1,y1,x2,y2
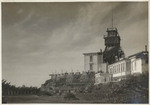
[
  {"x1": 91, "y1": 73, "x2": 148, "y2": 103},
  {"x1": 38, "y1": 91, "x2": 52, "y2": 96},
  {"x1": 64, "y1": 93, "x2": 79, "y2": 100}
]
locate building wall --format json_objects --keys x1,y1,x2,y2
[
  {"x1": 99, "y1": 63, "x2": 108, "y2": 73},
  {"x1": 131, "y1": 58, "x2": 142, "y2": 74},
  {"x1": 108, "y1": 59, "x2": 131, "y2": 81},
  {"x1": 142, "y1": 59, "x2": 148, "y2": 73},
  {"x1": 130, "y1": 58, "x2": 148, "y2": 74},
  {"x1": 84, "y1": 53, "x2": 103, "y2": 72}
]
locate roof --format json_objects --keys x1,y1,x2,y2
[
  {"x1": 128, "y1": 51, "x2": 148, "y2": 59},
  {"x1": 108, "y1": 58, "x2": 130, "y2": 66},
  {"x1": 107, "y1": 27, "x2": 118, "y2": 32},
  {"x1": 83, "y1": 52, "x2": 102, "y2": 55}
]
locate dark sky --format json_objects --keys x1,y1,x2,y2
[{"x1": 2, "y1": 2, "x2": 148, "y2": 87}]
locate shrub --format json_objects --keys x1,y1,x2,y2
[
  {"x1": 64, "y1": 93, "x2": 79, "y2": 100},
  {"x1": 38, "y1": 91, "x2": 52, "y2": 96}
]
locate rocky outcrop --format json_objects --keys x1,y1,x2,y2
[{"x1": 40, "y1": 71, "x2": 95, "y2": 94}]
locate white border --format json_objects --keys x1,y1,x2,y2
[{"x1": 0, "y1": 1, "x2": 149, "y2": 105}]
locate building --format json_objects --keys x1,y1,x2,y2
[
  {"x1": 108, "y1": 58, "x2": 131, "y2": 81},
  {"x1": 94, "y1": 50, "x2": 149, "y2": 84},
  {"x1": 94, "y1": 49, "x2": 149, "y2": 84},
  {"x1": 83, "y1": 27, "x2": 148, "y2": 84},
  {"x1": 128, "y1": 51, "x2": 148, "y2": 75},
  {"x1": 83, "y1": 51, "x2": 103, "y2": 72}
]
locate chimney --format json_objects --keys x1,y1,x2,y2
[{"x1": 145, "y1": 45, "x2": 147, "y2": 51}]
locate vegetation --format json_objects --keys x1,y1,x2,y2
[
  {"x1": 77, "y1": 72, "x2": 148, "y2": 103},
  {"x1": 38, "y1": 91, "x2": 52, "y2": 96},
  {"x1": 64, "y1": 93, "x2": 79, "y2": 100},
  {"x1": 2, "y1": 72, "x2": 148, "y2": 103},
  {"x1": 2, "y1": 79, "x2": 40, "y2": 96}
]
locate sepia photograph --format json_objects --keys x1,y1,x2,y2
[{"x1": 2, "y1": 1, "x2": 149, "y2": 103}]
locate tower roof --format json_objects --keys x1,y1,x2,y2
[{"x1": 106, "y1": 27, "x2": 118, "y2": 32}]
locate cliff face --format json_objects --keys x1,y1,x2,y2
[{"x1": 40, "y1": 71, "x2": 95, "y2": 93}]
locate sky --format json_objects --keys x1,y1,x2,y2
[{"x1": 2, "y1": 2, "x2": 148, "y2": 87}]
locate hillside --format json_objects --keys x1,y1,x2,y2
[
  {"x1": 40, "y1": 72, "x2": 148, "y2": 103},
  {"x1": 40, "y1": 71, "x2": 95, "y2": 93},
  {"x1": 76, "y1": 72, "x2": 148, "y2": 103}
]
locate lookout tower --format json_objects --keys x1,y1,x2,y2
[
  {"x1": 103, "y1": 27, "x2": 125, "y2": 64},
  {"x1": 102, "y1": 4, "x2": 125, "y2": 64}
]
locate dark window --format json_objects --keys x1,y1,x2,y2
[
  {"x1": 90, "y1": 64, "x2": 93, "y2": 70},
  {"x1": 104, "y1": 77, "x2": 106, "y2": 82},
  {"x1": 146, "y1": 59, "x2": 148, "y2": 64},
  {"x1": 90, "y1": 56, "x2": 93, "y2": 62}
]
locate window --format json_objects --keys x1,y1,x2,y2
[
  {"x1": 104, "y1": 77, "x2": 106, "y2": 82},
  {"x1": 122, "y1": 63, "x2": 124, "y2": 72},
  {"x1": 120, "y1": 64, "x2": 122, "y2": 72},
  {"x1": 90, "y1": 56, "x2": 93, "y2": 62},
  {"x1": 116, "y1": 65, "x2": 118, "y2": 73},
  {"x1": 116, "y1": 65, "x2": 117, "y2": 73},
  {"x1": 131, "y1": 62, "x2": 133, "y2": 71},
  {"x1": 119, "y1": 64, "x2": 121, "y2": 73},
  {"x1": 114, "y1": 66, "x2": 116, "y2": 73},
  {"x1": 134, "y1": 62, "x2": 136, "y2": 71},
  {"x1": 90, "y1": 64, "x2": 93, "y2": 70},
  {"x1": 113, "y1": 67, "x2": 115, "y2": 73},
  {"x1": 122, "y1": 63, "x2": 123, "y2": 72}
]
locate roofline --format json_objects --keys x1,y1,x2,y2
[
  {"x1": 108, "y1": 58, "x2": 130, "y2": 65},
  {"x1": 128, "y1": 51, "x2": 148, "y2": 58},
  {"x1": 83, "y1": 52, "x2": 102, "y2": 55}
]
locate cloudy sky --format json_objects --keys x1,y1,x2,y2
[{"x1": 2, "y1": 2, "x2": 148, "y2": 87}]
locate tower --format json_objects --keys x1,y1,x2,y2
[
  {"x1": 103, "y1": 27, "x2": 125, "y2": 64},
  {"x1": 102, "y1": 4, "x2": 125, "y2": 64}
]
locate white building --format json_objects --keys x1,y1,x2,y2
[
  {"x1": 84, "y1": 48, "x2": 148, "y2": 84},
  {"x1": 108, "y1": 58, "x2": 131, "y2": 81},
  {"x1": 83, "y1": 51, "x2": 103, "y2": 72},
  {"x1": 128, "y1": 51, "x2": 148, "y2": 75}
]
